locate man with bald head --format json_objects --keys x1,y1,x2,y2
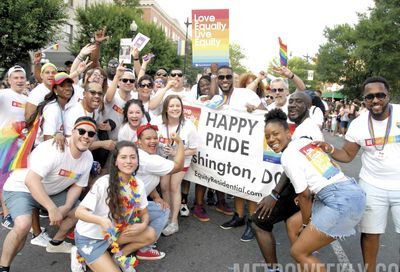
[{"x1": 253, "y1": 91, "x2": 323, "y2": 272}]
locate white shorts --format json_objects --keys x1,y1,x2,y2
[{"x1": 358, "y1": 179, "x2": 400, "y2": 234}]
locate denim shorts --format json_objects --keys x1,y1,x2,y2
[
  {"x1": 3, "y1": 190, "x2": 79, "y2": 220},
  {"x1": 74, "y1": 230, "x2": 110, "y2": 264},
  {"x1": 312, "y1": 178, "x2": 366, "y2": 238},
  {"x1": 147, "y1": 201, "x2": 170, "y2": 238}
]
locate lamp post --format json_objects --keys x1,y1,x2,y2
[{"x1": 183, "y1": 17, "x2": 192, "y2": 76}]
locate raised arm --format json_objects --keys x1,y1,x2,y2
[
  {"x1": 273, "y1": 66, "x2": 306, "y2": 91},
  {"x1": 105, "y1": 61, "x2": 125, "y2": 103}
]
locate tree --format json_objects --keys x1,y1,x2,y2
[
  {"x1": 0, "y1": 0, "x2": 66, "y2": 72},
  {"x1": 229, "y1": 43, "x2": 248, "y2": 74},
  {"x1": 70, "y1": 3, "x2": 180, "y2": 72}
]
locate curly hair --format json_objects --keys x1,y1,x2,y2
[
  {"x1": 106, "y1": 141, "x2": 140, "y2": 222},
  {"x1": 264, "y1": 108, "x2": 289, "y2": 130}
]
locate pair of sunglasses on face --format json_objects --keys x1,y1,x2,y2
[
  {"x1": 120, "y1": 78, "x2": 135, "y2": 83},
  {"x1": 363, "y1": 92, "x2": 387, "y2": 102},
  {"x1": 170, "y1": 72, "x2": 183, "y2": 78},
  {"x1": 76, "y1": 128, "x2": 96, "y2": 138}
]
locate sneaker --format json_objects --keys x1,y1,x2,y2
[
  {"x1": 240, "y1": 219, "x2": 255, "y2": 242},
  {"x1": 162, "y1": 222, "x2": 179, "y2": 236},
  {"x1": 215, "y1": 202, "x2": 234, "y2": 216},
  {"x1": 180, "y1": 203, "x2": 190, "y2": 217},
  {"x1": 192, "y1": 204, "x2": 210, "y2": 222},
  {"x1": 113, "y1": 253, "x2": 136, "y2": 272},
  {"x1": 71, "y1": 246, "x2": 86, "y2": 272},
  {"x1": 220, "y1": 213, "x2": 245, "y2": 230},
  {"x1": 136, "y1": 247, "x2": 166, "y2": 260},
  {"x1": 30, "y1": 226, "x2": 45, "y2": 234},
  {"x1": 46, "y1": 241, "x2": 73, "y2": 253},
  {"x1": 1, "y1": 214, "x2": 14, "y2": 230},
  {"x1": 31, "y1": 231, "x2": 51, "y2": 247},
  {"x1": 39, "y1": 209, "x2": 49, "y2": 218},
  {"x1": 206, "y1": 190, "x2": 216, "y2": 206}
]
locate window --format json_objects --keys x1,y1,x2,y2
[{"x1": 63, "y1": 24, "x2": 73, "y2": 44}]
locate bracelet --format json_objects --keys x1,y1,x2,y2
[
  {"x1": 328, "y1": 144, "x2": 335, "y2": 154},
  {"x1": 270, "y1": 193, "x2": 278, "y2": 201},
  {"x1": 289, "y1": 73, "x2": 295, "y2": 79},
  {"x1": 134, "y1": 58, "x2": 139, "y2": 61},
  {"x1": 271, "y1": 189, "x2": 281, "y2": 200},
  {"x1": 302, "y1": 224, "x2": 308, "y2": 227},
  {"x1": 77, "y1": 54, "x2": 85, "y2": 61}
]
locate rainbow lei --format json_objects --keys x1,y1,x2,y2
[{"x1": 76, "y1": 174, "x2": 141, "y2": 270}]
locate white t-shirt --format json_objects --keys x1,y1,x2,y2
[
  {"x1": 42, "y1": 101, "x2": 65, "y2": 137},
  {"x1": 267, "y1": 99, "x2": 289, "y2": 115},
  {"x1": 64, "y1": 102, "x2": 99, "y2": 136},
  {"x1": 117, "y1": 123, "x2": 137, "y2": 142},
  {"x1": 157, "y1": 119, "x2": 199, "y2": 167},
  {"x1": 76, "y1": 174, "x2": 148, "y2": 240},
  {"x1": 282, "y1": 138, "x2": 347, "y2": 194},
  {"x1": 103, "y1": 90, "x2": 135, "y2": 140},
  {"x1": 136, "y1": 149, "x2": 174, "y2": 195},
  {"x1": 0, "y1": 88, "x2": 27, "y2": 128},
  {"x1": 163, "y1": 89, "x2": 196, "y2": 104},
  {"x1": 292, "y1": 117, "x2": 324, "y2": 141},
  {"x1": 345, "y1": 104, "x2": 400, "y2": 190},
  {"x1": 3, "y1": 139, "x2": 93, "y2": 194},
  {"x1": 27, "y1": 83, "x2": 51, "y2": 106},
  {"x1": 226, "y1": 87, "x2": 261, "y2": 110},
  {"x1": 309, "y1": 106, "x2": 324, "y2": 128}
]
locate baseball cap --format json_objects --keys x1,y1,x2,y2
[
  {"x1": 51, "y1": 72, "x2": 74, "y2": 89},
  {"x1": 7, "y1": 65, "x2": 26, "y2": 77}
]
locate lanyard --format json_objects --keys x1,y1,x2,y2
[
  {"x1": 367, "y1": 104, "x2": 392, "y2": 151},
  {"x1": 166, "y1": 122, "x2": 181, "y2": 146}
]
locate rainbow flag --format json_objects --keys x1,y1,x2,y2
[
  {"x1": 278, "y1": 37, "x2": 288, "y2": 66},
  {"x1": 0, "y1": 126, "x2": 21, "y2": 173},
  {"x1": 8, "y1": 116, "x2": 41, "y2": 172}
]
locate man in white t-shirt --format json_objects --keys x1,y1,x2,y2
[
  {"x1": 253, "y1": 91, "x2": 323, "y2": 271},
  {"x1": 0, "y1": 116, "x2": 96, "y2": 271},
  {"x1": 25, "y1": 63, "x2": 57, "y2": 121},
  {"x1": 0, "y1": 66, "x2": 28, "y2": 230},
  {"x1": 318, "y1": 76, "x2": 400, "y2": 272}
]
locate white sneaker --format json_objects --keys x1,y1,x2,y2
[
  {"x1": 162, "y1": 222, "x2": 179, "y2": 236},
  {"x1": 30, "y1": 231, "x2": 51, "y2": 247},
  {"x1": 180, "y1": 204, "x2": 190, "y2": 217},
  {"x1": 71, "y1": 246, "x2": 86, "y2": 272},
  {"x1": 46, "y1": 241, "x2": 73, "y2": 253}
]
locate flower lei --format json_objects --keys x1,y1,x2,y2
[{"x1": 76, "y1": 174, "x2": 141, "y2": 270}]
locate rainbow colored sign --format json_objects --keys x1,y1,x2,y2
[{"x1": 192, "y1": 9, "x2": 230, "y2": 67}]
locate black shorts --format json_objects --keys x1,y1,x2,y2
[{"x1": 252, "y1": 183, "x2": 299, "y2": 232}]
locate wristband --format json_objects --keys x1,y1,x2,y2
[
  {"x1": 77, "y1": 55, "x2": 85, "y2": 61},
  {"x1": 270, "y1": 193, "x2": 278, "y2": 201},
  {"x1": 302, "y1": 224, "x2": 308, "y2": 227},
  {"x1": 289, "y1": 73, "x2": 295, "y2": 79},
  {"x1": 271, "y1": 189, "x2": 281, "y2": 200},
  {"x1": 134, "y1": 58, "x2": 139, "y2": 61}
]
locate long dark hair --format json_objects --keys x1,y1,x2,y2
[
  {"x1": 123, "y1": 99, "x2": 150, "y2": 124},
  {"x1": 196, "y1": 75, "x2": 211, "y2": 98},
  {"x1": 161, "y1": 95, "x2": 185, "y2": 125},
  {"x1": 106, "y1": 141, "x2": 140, "y2": 222}
]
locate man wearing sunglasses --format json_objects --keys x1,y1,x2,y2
[
  {"x1": 0, "y1": 117, "x2": 96, "y2": 271},
  {"x1": 315, "y1": 76, "x2": 400, "y2": 272}
]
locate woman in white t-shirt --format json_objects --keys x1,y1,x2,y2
[
  {"x1": 157, "y1": 95, "x2": 199, "y2": 236},
  {"x1": 73, "y1": 141, "x2": 155, "y2": 272},
  {"x1": 117, "y1": 99, "x2": 149, "y2": 142},
  {"x1": 264, "y1": 109, "x2": 366, "y2": 271}
]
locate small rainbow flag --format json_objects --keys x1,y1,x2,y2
[
  {"x1": 8, "y1": 116, "x2": 41, "y2": 171},
  {"x1": 0, "y1": 125, "x2": 21, "y2": 173},
  {"x1": 42, "y1": 42, "x2": 60, "y2": 52},
  {"x1": 278, "y1": 37, "x2": 288, "y2": 67}
]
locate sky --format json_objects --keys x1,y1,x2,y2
[{"x1": 156, "y1": 0, "x2": 374, "y2": 73}]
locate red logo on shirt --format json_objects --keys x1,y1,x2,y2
[
  {"x1": 12, "y1": 101, "x2": 25, "y2": 108},
  {"x1": 112, "y1": 104, "x2": 123, "y2": 114}
]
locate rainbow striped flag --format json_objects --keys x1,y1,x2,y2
[
  {"x1": 278, "y1": 37, "x2": 288, "y2": 66},
  {"x1": 0, "y1": 126, "x2": 21, "y2": 173}
]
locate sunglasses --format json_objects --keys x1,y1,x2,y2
[
  {"x1": 92, "y1": 72, "x2": 104, "y2": 79},
  {"x1": 121, "y1": 78, "x2": 135, "y2": 83},
  {"x1": 217, "y1": 75, "x2": 233, "y2": 80},
  {"x1": 154, "y1": 80, "x2": 164, "y2": 84},
  {"x1": 76, "y1": 128, "x2": 96, "y2": 138},
  {"x1": 170, "y1": 72, "x2": 183, "y2": 78},
  {"x1": 271, "y1": 88, "x2": 285, "y2": 93},
  {"x1": 364, "y1": 92, "x2": 387, "y2": 102},
  {"x1": 88, "y1": 90, "x2": 103, "y2": 96},
  {"x1": 266, "y1": 95, "x2": 274, "y2": 99},
  {"x1": 156, "y1": 72, "x2": 167, "y2": 77},
  {"x1": 139, "y1": 83, "x2": 153, "y2": 88}
]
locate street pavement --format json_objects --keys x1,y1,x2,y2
[{"x1": 0, "y1": 132, "x2": 398, "y2": 272}]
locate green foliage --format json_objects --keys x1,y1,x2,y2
[
  {"x1": 316, "y1": 0, "x2": 400, "y2": 101},
  {"x1": 0, "y1": 0, "x2": 66, "y2": 69},
  {"x1": 70, "y1": 3, "x2": 180, "y2": 72},
  {"x1": 229, "y1": 43, "x2": 248, "y2": 74},
  {"x1": 287, "y1": 57, "x2": 318, "y2": 91}
]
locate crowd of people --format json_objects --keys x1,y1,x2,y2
[{"x1": 0, "y1": 28, "x2": 398, "y2": 272}]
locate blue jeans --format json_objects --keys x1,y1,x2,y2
[{"x1": 148, "y1": 201, "x2": 170, "y2": 239}]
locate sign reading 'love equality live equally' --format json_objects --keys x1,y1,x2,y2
[
  {"x1": 183, "y1": 102, "x2": 283, "y2": 202},
  {"x1": 192, "y1": 9, "x2": 230, "y2": 68}
]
